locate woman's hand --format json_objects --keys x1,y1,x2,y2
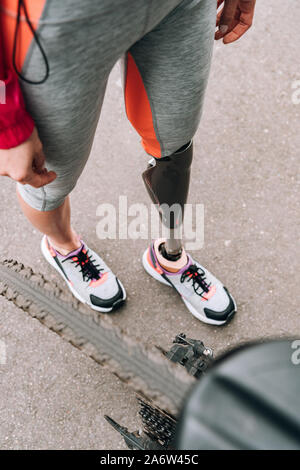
[
  {"x1": 215, "y1": 0, "x2": 256, "y2": 44},
  {"x1": 0, "y1": 127, "x2": 56, "y2": 188}
]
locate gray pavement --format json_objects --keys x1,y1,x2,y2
[{"x1": 0, "y1": 0, "x2": 299, "y2": 449}]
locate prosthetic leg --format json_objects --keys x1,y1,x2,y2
[
  {"x1": 142, "y1": 141, "x2": 193, "y2": 263},
  {"x1": 142, "y1": 140, "x2": 236, "y2": 325}
]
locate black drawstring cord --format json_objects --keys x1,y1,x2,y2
[{"x1": 12, "y1": 0, "x2": 49, "y2": 85}]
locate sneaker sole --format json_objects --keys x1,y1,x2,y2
[
  {"x1": 41, "y1": 236, "x2": 126, "y2": 313},
  {"x1": 142, "y1": 248, "x2": 236, "y2": 326}
]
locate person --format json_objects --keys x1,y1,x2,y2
[{"x1": 0, "y1": 0, "x2": 256, "y2": 323}]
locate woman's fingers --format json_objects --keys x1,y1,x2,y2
[
  {"x1": 25, "y1": 169, "x2": 57, "y2": 188},
  {"x1": 223, "y1": 1, "x2": 255, "y2": 43},
  {"x1": 215, "y1": 0, "x2": 256, "y2": 43},
  {"x1": 215, "y1": 0, "x2": 239, "y2": 39},
  {"x1": 216, "y1": 9, "x2": 222, "y2": 27},
  {"x1": 220, "y1": 0, "x2": 239, "y2": 33},
  {"x1": 32, "y1": 149, "x2": 46, "y2": 173},
  {"x1": 222, "y1": 20, "x2": 249, "y2": 44}
]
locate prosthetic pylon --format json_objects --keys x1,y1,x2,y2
[{"x1": 142, "y1": 141, "x2": 193, "y2": 260}]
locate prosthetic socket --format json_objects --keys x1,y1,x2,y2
[{"x1": 142, "y1": 141, "x2": 193, "y2": 260}]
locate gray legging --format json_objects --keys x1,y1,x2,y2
[{"x1": 14, "y1": 0, "x2": 216, "y2": 211}]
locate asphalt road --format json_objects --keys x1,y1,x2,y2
[{"x1": 0, "y1": 0, "x2": 299, "y2": 449}]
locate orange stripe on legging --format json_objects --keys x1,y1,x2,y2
[
  {"x1": 124, "y1": 52, "x2": 161, "y2": 158},
  {"x1": 1, "y1": 0, "x2": 46, "y2": 71}
]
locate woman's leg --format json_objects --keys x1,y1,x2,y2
[
  {"x1": 124, "y1": 0, "x2": 216, "y2": 259},
  {"x1": 1, "y1": 0, "x2": 184, "y2": 258},
  {"x1": 17, "y1": 192, "x2": 80, "y2": 255},
  {"x1": 123, "y1": 0, "x2": 236, "y2": 325},
  {"x1": 1, "y1": 0, "x2": 185, "y2": 310},
  {"x1": 2, "y1": 0, "x2": 167, "y2": 311}
]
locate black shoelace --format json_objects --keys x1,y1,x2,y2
[
  {"x1": 62, "y1": 248, "x2": 103, "y2": 283},
  {"x1": 180, "y1": 264, "x2": 211, "y2": 298},
  {"x1": 12, "y1": 0, "x2": 50, "y2": 84}
]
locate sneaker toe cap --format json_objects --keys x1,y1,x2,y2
[
  {"x1": 90, "y1": 278, "x2": 124, "y2": 310},
  {"x1": 204, "y1": 287, "x2": 236, "y2": 322}
]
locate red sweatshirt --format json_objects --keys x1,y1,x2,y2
[{"x1": 0, "y1": 13, "x2": 34, "y2": 149}]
